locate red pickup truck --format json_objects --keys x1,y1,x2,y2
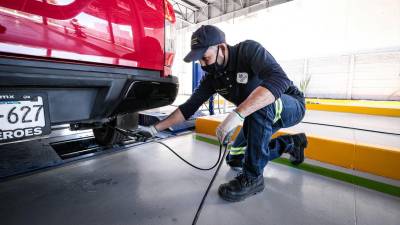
[{"x1": 0, "y1": 0, "x2": 179, "y2": 145}]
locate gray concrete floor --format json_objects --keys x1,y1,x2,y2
[{"x1": 0, "y1": 134, "x2": 399, "y2": 225}]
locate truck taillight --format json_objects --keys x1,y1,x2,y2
[
  {"x1": 164, "y1": 0, "x2": 176, "y2": 23},
  {"x1": 163, "y1": 0, "x2": 176, "y2": 77}
]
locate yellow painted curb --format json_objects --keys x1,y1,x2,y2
[
  {"x1": 355, "y1": 144, "x2": 400, "y2": 180},
  {"x1": 195, "y1": 116, "x2": 400, "y2": 180},
  {"x1": 306, "y1": 98, "x2": 400, "y2": 117}
]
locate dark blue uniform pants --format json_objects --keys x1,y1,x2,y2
[{"x1": 227, "y1": 93, "x2": 306, "y2": 177}]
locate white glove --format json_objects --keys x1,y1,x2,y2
[
  {"x1": 216, "y1": 110, "x2": 244, "y2": 145},
  {"x1": 137, "y1": 125, "x2": 158, "y2": 139}
]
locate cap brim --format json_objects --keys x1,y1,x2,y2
[{"x1": 183, "y1": 48, "x2": 208, "y2": 63}]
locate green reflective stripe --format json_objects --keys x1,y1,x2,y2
[
  {"x1": 229, "y1": 150, "x2": 245, "y2": 155},
  {"x1": 229, "y1": 146, "x2": 246, "y2": 151},
  {"x1": 229, "y1": 146, "x2": 246, "y2": 155},
  {"x1": 273, "y1": 98, "x2": 283, "y2": 123}
]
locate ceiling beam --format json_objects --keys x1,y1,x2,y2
[
  {"x1": 178, "y1": 0, "x2": 293, "y2": 29},
  {"x1": 180, "y1": 0, "x2": 201, "y2": 10},
  {"x1": 185, "y1": 0, "x2": 209, "y2": 8},
  {"x1": 171, "y1": 0, "x2": 199, "y2": 11}
]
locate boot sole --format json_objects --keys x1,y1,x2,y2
[{"x1": 218, "y1": 184, "x2": 265, "y2": 202}]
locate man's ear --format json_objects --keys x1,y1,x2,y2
[{"x1": 219, "y1": 43, "x2": 227, "y2": 51}]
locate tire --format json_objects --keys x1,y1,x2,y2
[
  {"x1": 93, "y1": 119, "x2": 125, "y2": 146},
  {"x1": 93, "y1": 112, "x2": 138, "y2": 146}
]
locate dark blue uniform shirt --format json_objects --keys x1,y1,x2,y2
[{"x1": 179, "y1": 40, "x2": 301, "y2": 120}]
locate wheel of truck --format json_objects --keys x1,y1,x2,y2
[
  {"x1": 93, "y1": 119, "x2": 125, "y2": 146},
  {"x1": 93, "y1": 112, "x2": 139, "y2": 146}
]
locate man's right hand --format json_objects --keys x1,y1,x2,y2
[{"x1": 136, "y1": 125, "x2": 158, "y2": 139}]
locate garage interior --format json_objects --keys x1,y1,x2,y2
[{"x1": 1, "y1": 0, "x2": 399, "y2": 225}]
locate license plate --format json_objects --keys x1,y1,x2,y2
[{"x1": 0, "y1": 92, "x2": 50, "y2": 143}]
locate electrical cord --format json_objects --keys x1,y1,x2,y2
[
  {"x1": 113, "y1": 126, "x2": 224, "y2": 171},
  {"x1": 112, "y1": 126, "x2": 230, "y2": 225},
  {"x1": 153, "y1": 140, "x2": 224, "y2": 171},
  {"x1": 192, "y1": 143, "x2": 228, "y2": 225}
]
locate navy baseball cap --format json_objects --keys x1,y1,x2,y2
[{"x1": 183, "y1": 25, "x2": 226, "y2": 63}]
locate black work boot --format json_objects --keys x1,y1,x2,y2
[
  {"x1": 226, "y1": 154, "x2": 244, "y2": 171},
  {"x1": 288, "y1": 133, "x2": 308, "y2": 165},
  {"x1": 218, "y1": 173, "x2": 265, "y2": 202}
]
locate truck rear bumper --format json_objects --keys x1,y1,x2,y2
[{"x1": 0, "y1": 57, "x2": 178, "y2": 125}]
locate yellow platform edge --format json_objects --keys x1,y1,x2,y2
[
  {"x1": 306, "y1": 104, "x2": 400, "y2": 117},
  {"x1": 195, "y1": 117, "x2": 400, "y2": 180}
]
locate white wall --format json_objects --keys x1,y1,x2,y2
[
  {"x1": 173, "y1": 0, "x2": 400, "y2": 100},
  {"x1": 280, "y1": 52, "x2": 400, "y2": 100}
]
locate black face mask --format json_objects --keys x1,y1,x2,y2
[{"x1": 201, "y1": 46, "x2": 225, "y2": 75}]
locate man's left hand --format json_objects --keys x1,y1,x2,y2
[
  {"x1": 136, "y1": 125, "x2": 158, "y2": 139},
  {"x1": 216, "y1": 110, "x2": 244, "y2": 144}
]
